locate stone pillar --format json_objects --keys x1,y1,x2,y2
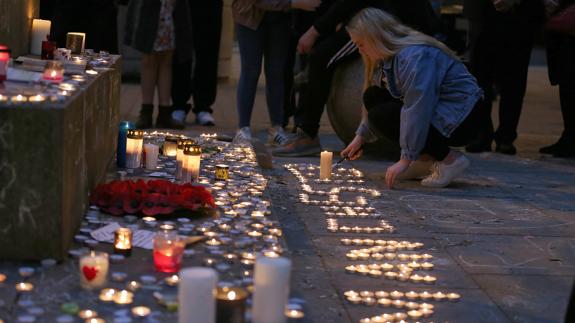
[
  {"x1": 0, "y1": 0, "x2": 39, "y2": 57},
  {"x1": 218, "y1": 0, "x2": 234, "y2": 80}
]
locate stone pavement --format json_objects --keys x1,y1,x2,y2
[{"x1": 119, "y1": 48, "x2": 575, "y2": 323}]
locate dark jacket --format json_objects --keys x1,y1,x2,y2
[
  {"x1": 313, "y1": 0, "x2": 439, "y2": 36},
  {"x1": 124, "y1": 0, "x2": 193, "y2": 62},
  {"x1": 546, "y1": 0, "x2": 575, "y2": 86}
]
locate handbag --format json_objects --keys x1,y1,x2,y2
[{"x1": 545, "y1": 4, "x2": 575, "y2": 35}]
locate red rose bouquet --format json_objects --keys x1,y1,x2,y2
[{"x1": 90, "y1": 179, "x2": 216, "y2": 216}]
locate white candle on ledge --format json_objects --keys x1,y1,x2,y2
[
  {"x1": 178, "y1": 267, "x2": 217, "y2": 323},
  {"x1": 31, "y1": 19, "x2": 51, "y2": 56},
  {"x1": 253, "y1": 256, "x2": 291, "y2": 323},
  {"x1": 319, "y1": 151, "x2": 332, "y2": 180},
  {"x1": 144, "y1": 143, "x2": 159, "y2": 170}
]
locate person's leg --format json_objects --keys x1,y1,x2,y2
[
  {"x1": 156, "y1": 50, "x2": 175, "y2": 128},
  {"x1": 298, "y1": 29, "x2": 356, "y2": 138},
  {"x1": 553, "y1": 83, "x2": 575, "y2": 157},
  {"x1": 493, "y1": 32, "x2": 534, "y2": 154},
  {"x1": 170, "y1": 58, "x2": 193, "y2": 124},
  {"x1": 191, "y1": 0, "x2": 223, "y2": 124},
  {"x1": 236, "y1": 23, "x2": 264, "y2": 131},
  {"x1": 136, "y1": 53, "x2": 159, "y2": 128}
]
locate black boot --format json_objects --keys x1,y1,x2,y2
[
  {"x1": 156, "y1": 105, "x2": 184, "y2": 129},
  {"x1": 135, "y1": 104, "x2": 153, "y2": 129}
]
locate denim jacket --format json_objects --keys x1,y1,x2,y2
[{"x1": 356, "y1": 45, "x2": 483, "y2": 160}]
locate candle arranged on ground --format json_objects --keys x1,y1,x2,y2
[
  {"x1": 144, "y1": 143, "x2": 159, "y2": 170},
  {"x1": 179, "y1": 267, "x2": 217, "y2": 323},
  {"x1": 126, "y1": 130, "x2": 144, "y2": 169},
  {"x1": 30, "y1": 19, "x2": 51, "y2": 56},
  {"x1": 114, "y1": 228, "x2": 133, "y2": 256},
  {"x1": 216, "y1": 287, "x2": 248, "y2": 323},
  {"x1": 215, "y1": 164, "x2": 230, "y2": 181},
  {"x1": 79, "y1": 251, "x2": 109, "y2": 289},
  {"x1": 253, "y1": 256, "x2": 292, "y2": 323},
  {"x1": 66, "y1": 32, "x2": 85, "y2": 54},
  {"x1": 182, "y1": 145, "x2": 201, "y2": 182},
  {"x1": 319, "y1": 151, "x2": 333, "y2": 180},
  {"x1": 163, "y1": 136, "x2": 179, "y2": 157},
  {"x1": 176, "y1": 139, "x2": 193, "y2": 180},
  {"x1": 153, "y1": 226, "x2": 185, "y2": 273}
]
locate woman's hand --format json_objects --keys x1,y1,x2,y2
[
  {"x1": 297, "y1": 26, "x2": 320, "y2": 54},
  {"x1": 385, "y1": 159, "x2": 411, "y2": 189},
  {"x1": 291, "y1": 0, "x2": 321, "y2": 12},
  {"x1": 341, "y1": 135, "x2": 365, "y2": 160}
]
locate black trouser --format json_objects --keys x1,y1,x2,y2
[
  {"x1": 559, "y1": 83, "x2": 575, "y2": 140},
  {"x1": 468, "y1": 22, "x2": 537, "y2": 144},
  {"x1": 298, "y1": 28, "x2": 358, "y2": 138},
  {"x1": 363, "y1": 86, "x2": 480, "y2": 161},
  {"x1": 171, "y1": 0, "x2": 223, "y2": 114}
]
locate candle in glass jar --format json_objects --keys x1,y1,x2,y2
[
  {"x1": 114, "y1": 228, "x2": 132, "y2": 256},
  {"x1": 176, "y1": 139, "x2": 193, "y2": 180},
  {"x1": 216, "y1": 287, "x2": 248, "y2": 323},
  {"x1": 163, "y1": 136, "x2": 179, "y2": 157},
  {"x1": 182, "y1": 145, "x2": 201, "y2": 182},
  {"x1": 144, "y1": 143, "x2": 159, "y2": 170},
  {"x1": 153, "y1": 226, "x2": 185, "y2": 273},
  {"x1": 126, "y1": 130, "x2": 144, "y2": 169},
  {"x1": 79, "y1": 251, "x2": 109, "y2": 289},
  {"x1": 319, "y1": 151, "x2": 332, "y2": 180}
]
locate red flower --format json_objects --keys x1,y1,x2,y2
[
  {"x1": 123, "y1": 191, "x2": 145, "y2": 214},
  {"x1": 142, "y1": 193, "x2": 175, "y2": 216}
]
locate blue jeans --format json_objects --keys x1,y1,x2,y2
[{"x1": 236, "y1": 12, "x2": 291, "y2": 128}]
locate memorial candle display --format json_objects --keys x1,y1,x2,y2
[
  {"x1": 178, "y1": 267, "x2": 217, "y2": 323},
  {"x1": 30, "y1": 19, "x2": 51, "y2": 56},
  {"x1": 126, "y1": 130, "x2": 144, "y2": 169},
  {"x1": 216, "y1": 287, "x2": 248, "y2": 323},
  {"x1": 163, "y1": 136, "x2": 179, "y2": 157},
  {"x1": 42, "y1": 60, "x2": 64, "y2": 83},
  {"x1": 252, "y1": 256, "x2": 292, "y2": 323},
  {"x1": 144, "y1": 143, "x2": 159, "y2": 170},
  {"x1": 153, "y1": 226, "x2": 185, "y2": 273},
  {"x1": 114, "y1": 228, "x2": 132, "y2": 256},
  {"x1": 0, "y1": 45, "x2": 10, "y2": 82},
  {"x1": 79, "y1": 251, "x2": 109, "y2": 289},
  {"x1": 319, "y1": 151, "x2": 333, "y2": 180},
  {"x1": 182, "y1": 145, "x2": 201, "y2": 182},
  {"x1": 176, "y1": 139, "x2": 193, "y2": 180},
  {"x1": 66, "y1": 32, "x2": 85, "y2": 54}
]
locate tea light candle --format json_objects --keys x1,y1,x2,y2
[
  {"x1": 374, "y1": 291, "x2": 389, "y2": 299},
  {"x1": 405, "y1": 291, "x2": 419, "y2": 300},
  {"x1": 377, "y1": 298, "x2": 392, "y2": 307},
  {"x1": 179, "y1": 267, "x2": 217, "y2": 323},
  {"x1": 28, "y1": 94, "x2": 46, "y2": 102},
  {"x1": 410, "y1": 274, "x2": 423, "y2": 283},
  {"x1": 113, "y1": 290, "x2": 134, "y2": 305},
  {"x1": 114, "y1": 228, "x2": 132, "y2": 256},
  {"x1": 127, "y1": 280, "x2": 141, "y2": 291},
  {"x1": 447, "y1": 292, "x2": 461, "y2": 302},
  {"x1": 78, "y1": 309, "x2": 97, "y2": 319},
  {"x1": 423, "y1": 275, "x2": 437, "y2": 284},
  {"x1": 392, "y1": 299, "x2": 405, "y2": 308},
  {"x1": 347, "y1": 295, "x2": 362, "y2": 304},
  {"x1": 421, "y1": 307, "x2": 434, "y2": 317},
  {"x1": 405, "y1": 301, "x2": 419, "y2": 310},
  {"x1": 216, "y1": 287, "x2": 248, "y2": 323},
  {"x1": 394, "y1": 312, "x2": 407, "y2": 321},
  {"x1": 389, "y1": 291, "x2": 404, "y2": 299},
  {"x1": 419, "y1": 291, "x2": 433, "y2": 300},
  {"x1": 43, "y1": 60, "x2": 64, "y2": 82},
  {"x1": 132, "y1": 306, "x2": 151, "y2": 318},
  {"x1": 344, "y1": 290, "x2": 359, "y2": 298},
  {"x1": 433, "y1": 292, "x2": 446, "y2": 301},
  {"x1": 11, "y1": 95, "x2": 28, "y2": 102},
  {"x1": 407, "y1": 310, "x2": 422, "y2": 320},
  {"x1": 319, "y1": 151, "x2": 332, "y2": 180},
  {"x1": 285, "y1": 308, "x2": 304, "y2": 319},
  {"x1": 15, "y1": 282, "x2": 34, "y2": 292},
  {"x1": 362, "y1": 297, "x2": 376, "y2": 306},
  {"x1": 31, "y1": 19, "x2": 51, "y2": 55},
  {"x1": 98, "y1": 288, "x2": 116, "y2": 302},
  {"x1": 165, "y1": 274, "x2": 180, "y2": 286},
  {"x1": 421, "y1": 262, "x2": 434, "y2": 270},
  {"x1": 384, "y1": 271, "x2": 397, "y2": 280},
  {"x1": 206, "y1": 238, "x2": 222, "y2": 246},
  {"x1": 144, "y1": 143, "x2": 159, "y2": 170},
  {"x1": 79, "y1": 251, "x2": 109, "y2": 290}
]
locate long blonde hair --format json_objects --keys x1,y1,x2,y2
[{"x1": 347, "y1": 8, "x2": 458, "y2": 91}]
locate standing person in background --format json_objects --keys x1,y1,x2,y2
[
  {"x1": 272, "y1": 0, "x2": 439, "y2": 157},
  {"x1": 464, "y1": 0, "x2": 544, "y2": 155},
  {"x1": 231, "y1": 0, "x2": 321, "y2": 145},
  {"x1": 169, "y1": 0, "x2": 224, "y2": 129},
  {"x1": 124, "y1": 0, "x2": 193, "y2": 129},
  {"x1": 539, "y1": 0, "x2": 575, "y2": 157}
]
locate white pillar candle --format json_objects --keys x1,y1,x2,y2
[
  {"x1": 182, "y1": 145, "x2": 201, "y2": 182},
  {"x1": 30, "y1": 19, "x2": 51, "y2": 56},
  {"x1": 79, "y1": 251, "x2": 109, "y2": 289},
  {"x1": 144, "y1": 143, "x2": 159, "y2": 170},
  {"x1": 178, "y1": 267, "x2": 217, "y2": 323},
  {"x1": 252, "y1": 256, "x2": 292, "y2": 323},
  {"x1": 126, "y1": 130, "x2": 143, "y2": 169},
  {"x1": 319, "y1": 151, "x2": 333, "y2": 180}
]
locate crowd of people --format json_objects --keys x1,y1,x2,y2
[{"x1": 42, "y1": 0, "x2": 574, "y2": 188}]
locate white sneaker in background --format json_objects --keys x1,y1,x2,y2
[
  {"x1": 233, "y1": 127, "x2": 252, "y2": 145},
  {"x1": 196, "y1": 111, "x2": 215, "y2": 126},
  {"x1": 397, "y1": 160, "x2": 433, "y2": 180},
  {"x1": 421, "y1": 155, "x2": 470, "y2": 188},
  {"x1": 267, "y1": 126, "x2": 292, "y2": 146}
]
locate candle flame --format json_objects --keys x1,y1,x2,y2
[{"x1": 227, "y1": 290, "x2": 236, "y2": 300}]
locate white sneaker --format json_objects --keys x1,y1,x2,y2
[
  {"x1": 233, "y1": 127, "x2": 252, "y2": 145},
  {"x1": 397, "y1": 160, "x2": 433, "y2": 180},
  {"x1": 196, "y1": 111, "x2": 215, "y2": 126},
  {"x1": 267, "y1": 126, "x2": 292, "y2": 146},
  {"x1": 421, "y1": 155, "x2": 470, "y2": 188}
]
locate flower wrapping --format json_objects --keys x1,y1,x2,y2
[{"x1": 90, "y1": 179, "x2": 216, "y2": 216}]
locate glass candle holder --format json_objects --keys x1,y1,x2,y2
[
  {"x1": 153, "y1": 226, "x2": 186, "y2": 273},
  {"x1": 114, "y1": 228, "x2": 133, "y2": 256},
  {"x1": 126, "y1": 130, "x2": 144, "y2": 169},
  {"x1": 182, "y1": 145, "x2": 201, "y2": 183},
  {"x1": 176, "y1": 139, "x2": 194, "y2": 180},
  {"x1": 215, "y1": 164, "x2": 230, "y2": 181},
  {"x1": 163, "y1": 136, "x2": 179, "y2": 157},
  {"x1": 216, "y1": 287, "x2": 248, "y2": 323},
  {"x1": 42, "y1": 60, "x2": 64, "y2": 83},
  {"x1": 79, "y1": 251, "x2": 109, "y2": 289}
]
